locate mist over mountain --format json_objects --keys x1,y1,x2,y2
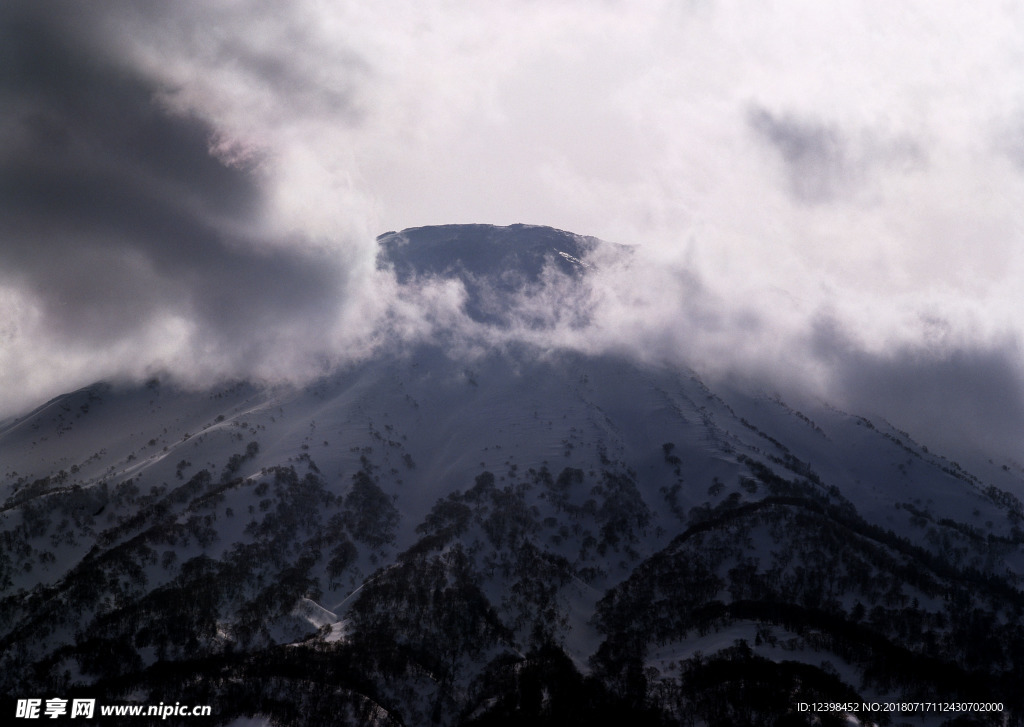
[
  {"x1": 2, "y1": 225, "x2": 1023, "y2": 726},
  {"x1": 4, "y1": 0, "x2": 1024, "y2": 475},
  {"x1": 378, "y1": 224, "x2": 604, "y2": 328}
]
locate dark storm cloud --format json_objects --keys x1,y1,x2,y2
[
  {"x1": 117, "y1": 0, "x2": 367, "y2": 121},
  {"x1": 0, "y1": 2, "x2": 348, "y2": 353},
  {"x1": 810, "y1": 317, "x2": 1024, "y2": 461}
]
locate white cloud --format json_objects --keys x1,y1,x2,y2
[{"x1": 4, "y1": 0, "x2": 1024, "y2": 459}]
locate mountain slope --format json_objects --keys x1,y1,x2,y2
[{"x1": 2, "y1": 225, "x2": 1023, "y2": 726}]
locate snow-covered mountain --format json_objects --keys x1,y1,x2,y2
[{"x1": 2, "y1": 225, "x2": 1023, "y2": 726}]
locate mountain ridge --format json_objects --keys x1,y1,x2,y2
[{"x1": 1, "y1": 224, "x2": 1022, "y2": 726}]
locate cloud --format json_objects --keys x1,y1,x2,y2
[
  {"x1": 748, "y1": 108, "x2": 850, "y2": 203},
  {"x1": 746, "y1": 107, "x2": 924, "y2": 204},
  {"x1": 2, "y1": 1, "x2": 1024, "y2": 463},
  {"x1": 809, "y1": 317, "x2": 1024, "y2": 461},
  {"x1": 0, "y1": 1, "x2": 376, "y2": 411}
]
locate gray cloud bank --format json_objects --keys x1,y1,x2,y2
[
  {"x1": 0, "y1": 2, "x2": 371, "y2": 405},
  {"x1": 2, "y1": 1, "x2": 1024, "y2": 465}
]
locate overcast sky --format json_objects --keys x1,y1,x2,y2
[{"x1": 2, "y1": 1, "x2": 1024, "y2": 461}]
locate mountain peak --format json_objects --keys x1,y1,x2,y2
[
  {"x1": 377, "y1": 223, "x2": 605, "y2": 326},
  {"x1": 377, "y1": 223, "x2": 600, "y2": 282}
]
